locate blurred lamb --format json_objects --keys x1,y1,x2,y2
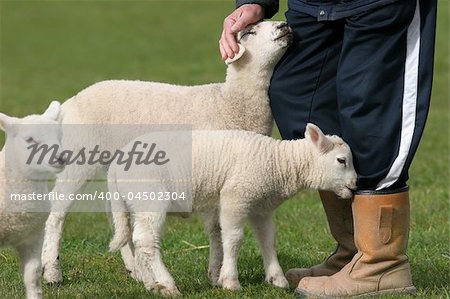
[
  {"x1": 0, "y1": 102, "x2": 64, "y2": 299},
  {"x1": 42, "y1": 21, "x2": 293, "y2": 284},
  {"x1": 108, "y1": 124, "x2": 357, "y2": 296}
]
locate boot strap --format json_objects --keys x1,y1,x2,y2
[{"x1": 379, "y1": 206, "x2": 393, "y2": 244}]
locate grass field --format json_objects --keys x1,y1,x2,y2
[{"x1": 0, "y1": 1, "x2": 448, "y2": 298}]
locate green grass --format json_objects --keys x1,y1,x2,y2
[{"x1": 0, "y1": 0, "x2": 448, "y2": 298}]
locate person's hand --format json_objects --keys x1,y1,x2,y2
[{"x1": 219, "y1": 4, "x2": 265, "y2": 60}]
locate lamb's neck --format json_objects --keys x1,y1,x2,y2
[
  {"x1": 221, "y1": 65, "x2": 273, "y2": 99},
  {"x1": 2, "y1": 154, "x2": 49, "y2": 194},
  {"x1": 274, "y1": 140, "x2": 316, "y2": 198},
  {"x1": 218, "y1": 65, "x2": 274, "y2": 134}
]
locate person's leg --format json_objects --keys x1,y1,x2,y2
[
  {"x1": 299, "y1": 189, "x2": 416, "y2": 297},
  {"x1": 269, "y1": 8, "x2": 357, "y2": 284},
  {"x1": 285, "y1": 192, "x2": 356, "y2": 287},
  {"x1": 270, "y1": 9, "x2": 344, "y2": 139},
  {"x1": 297, "y1": 0, "x2": 437, "y2": 296}
]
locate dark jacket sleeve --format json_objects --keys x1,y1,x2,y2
[{"x1": 235, "y1": 0, "x2": 279, "y2": 19}]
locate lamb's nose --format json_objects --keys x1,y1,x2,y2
[{"x1": 276, "y1": 22, "x2": 288, "y2": 29}]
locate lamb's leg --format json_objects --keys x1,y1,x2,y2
[
  {"x1": 218, "y1": 206, "x2": 246, "y2": 291},
  {"x1": 133, "y1": 212, "x2": 180, "y2": 296},
  {"x1": 18, "y1": 229, "x2": 45, "y2": 299},
  {"x1": 249, "y1": 213, "x2": 288, "y2": 288},
  {"x1": 120, "y1": 241, "x2": 141, "y2": 281},
  {"x1": 42, "y1": 209, "x2": 69, "y2": 284},
  {"x1": 42, "y1": 165, "x2": 99, "y2": 284},
  {"x1": 105, "y1": 204, "x2": 141, "y2": 281},
  {"x1": 201, "y1": 211, "x2": 223, "y2": 286}
]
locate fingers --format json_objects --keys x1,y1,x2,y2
[
  {"x1": 219, "y1": 4, "x2": 264, "y2": 60},
  {"x1": 224, "y1": 24, "x2": 239, "y2": 54},
  {"x1": 219, "y1": 41, "x2": 228, "y2": 60},
  {"x1": 220, "y1": 30, "x2": 236, "y2": 60},
  {"x1": 230, "y1": 16, "x2": 247, "y2": 34},
  {"x1": 220, "y1": 13, "x2": 240, "y2": 60}
]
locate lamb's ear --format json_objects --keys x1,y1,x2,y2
[
  {"x1": 225, "y1": 44, "x2": 246, "y2": 65},
  {"x1": 43, "y1": 100, "x2": 61, "y2": 121},
  {"x1": 0, "y1": 113, "x2": 17, "y2": 132},
  {"x1": 305, "y1": 123, "x2": 334, "y2": 153}
]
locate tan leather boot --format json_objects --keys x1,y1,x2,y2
[
  {"x1": 296, "y1": 188, "x2": 416, "y2": 298},
  {"x1": 285, "y1": 191, "x2": 357, "y2": 287}
]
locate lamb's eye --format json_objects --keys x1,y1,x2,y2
[
  {"x1": 239, "y1": 31, "x2": 256, "y2": 41},
  {"x1": 337, "y1": 158, "x2": 347, "y2": 166},
  {"x1": 25, "y1": 137, "x2": 37, "y2": 144}
]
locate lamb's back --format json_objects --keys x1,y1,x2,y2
[
  {"x1": 190, "y1": 131, "x2": 280, "y2": 207},
  {"x1": 109, "y1": 130, "x2": 279, "y2": 212},
  {"x1": 61, "y1": 80, "x2": 224, "y2": 127}
]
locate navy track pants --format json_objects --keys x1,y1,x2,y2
[{"x1": 269, "y1": 0, "x2": 437, "y2": 191}]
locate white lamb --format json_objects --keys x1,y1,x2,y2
[
  {"x1": 108, "y1": 124, "x2": 357, "y2": 296},
  {"x1": 42, "y1": 21, "x2": 293, "y2": 284},
  {"x1": 0, "y1": 101, "x2": 64, "y2": 299}
]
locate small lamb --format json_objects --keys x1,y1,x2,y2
[
  {"x1": 108, "y1": 124, "x2": 357, "y2": 296},
  {"x1": 0, "y1": 101, "x2": 64, "y2": 299},
  {"x1": 42, "y1": 21, "x2": 293, "y2": 284}
]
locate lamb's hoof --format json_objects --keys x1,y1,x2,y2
[
  {"x1": 127, "y1": 268, "x2": 143, "y2": 282},
  {"x1": 208, "y1": 269, "x2": 220, "y2": 287},
  {"x1": 42, "y1": 263, "x2": 63, "y2": 285},
  {"x1": 45, "y1": 280, "x2": 62, "y2": 287},
  {"x1": 218, "y1": 276, "x2": 241, "y2": 291},
  {"x1": 266, "y1": 274, "x2": 289, "y2": 289},
  {"x1": 152, "y1": 284, "x2": 181, "y2": 297},
  {"x1": 26, "y1": 293, "x2": 43, "y2": 299}
]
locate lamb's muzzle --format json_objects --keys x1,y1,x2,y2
[{"x1": 273, "y1": 22, "x2": 292, "y2": 43}]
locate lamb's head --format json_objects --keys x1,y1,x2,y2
[
  {"x1": 0, "y1": 101, "x2": 65, "y2": 177},
  {"x1": 305, "y1": 123, "x2": 357, "y2": 199},
  {"x1": 225, "y1": 21, "x2": 292, "y2": 70}
]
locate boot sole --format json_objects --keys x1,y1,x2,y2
[{"x1": 295, "y1": 286, "x2": 417, "y2": 298}]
